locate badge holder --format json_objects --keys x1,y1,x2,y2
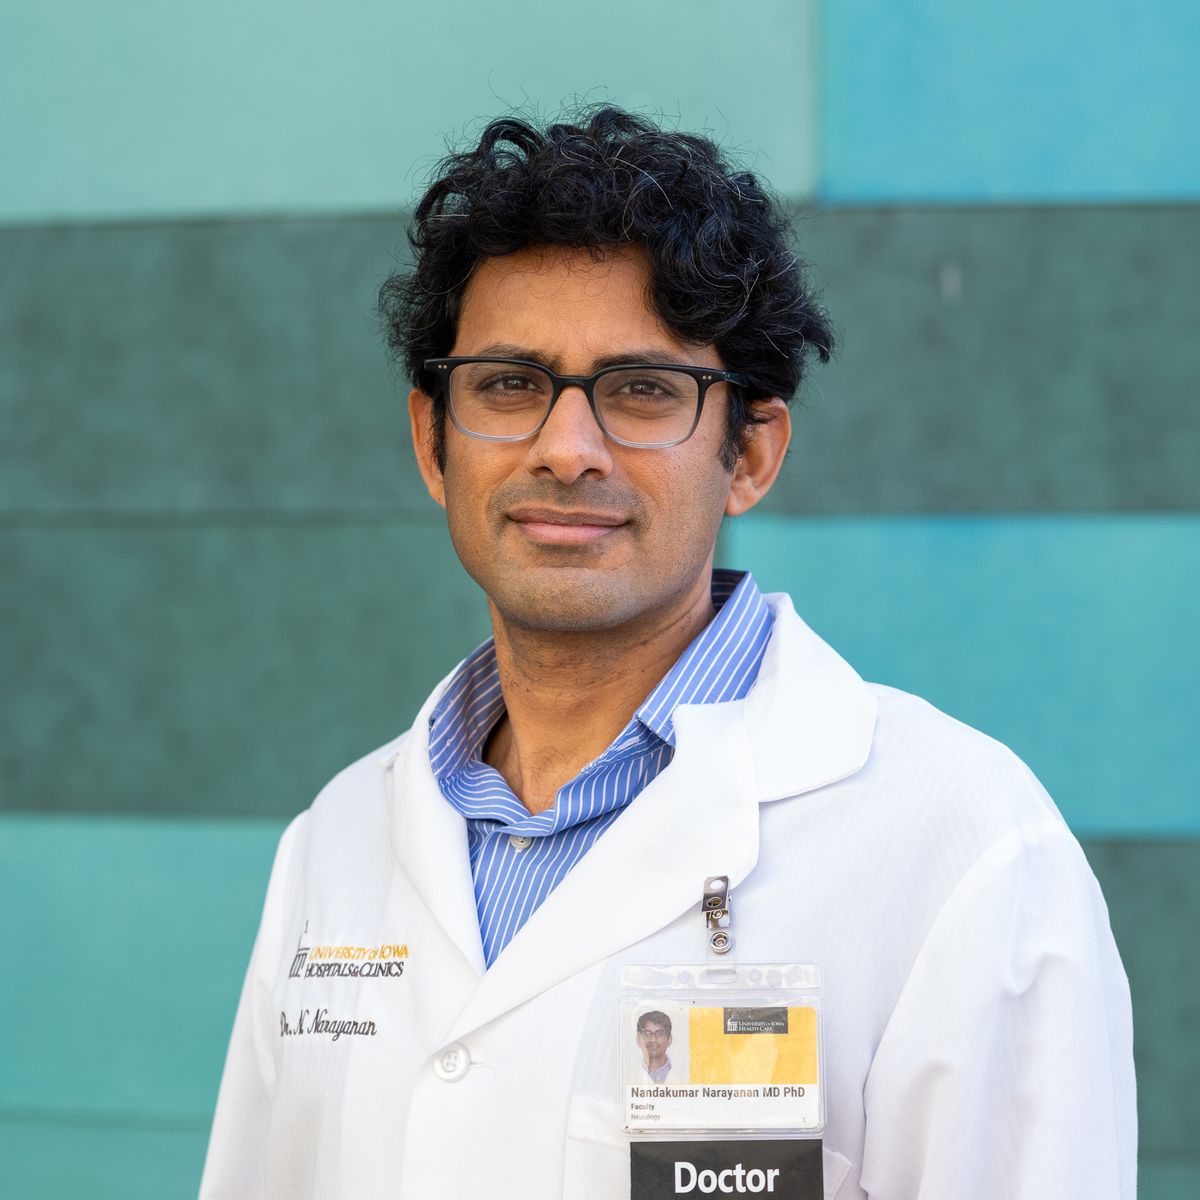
[
  {"x1": 620, "y1": 961, "x2": 824, "y2": 1137},
  {"x1": 617, "y1": 878, "x2": 825, "y2": 1198}
]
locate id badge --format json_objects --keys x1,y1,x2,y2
[{"x1": 619, "y1": 963, "x2": 824, "y2": 1136}]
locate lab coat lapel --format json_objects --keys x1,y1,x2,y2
[
  {"x1": 384, "y1": 687, "x2": 487, "y2": 978},
  {"x1": 745, "y1": 593, "x2": 878, "y2": 803},
  {"x1": 446, "y1": 701, "x2": 761, "y2": 1042}
]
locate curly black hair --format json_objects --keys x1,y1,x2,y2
[{"x1": 379, "y1": 105, "x2": 834, "y2": 470}]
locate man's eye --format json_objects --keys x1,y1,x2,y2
[
  {"x1": 600, "y1": 369, "x2": 689, "y2": 403},
  {"x1": 480, "y1": 373, "x2": 539, "y2": 391},
  {"x1": 620, "y1": 377, "x2": 672, "y2": 396}
]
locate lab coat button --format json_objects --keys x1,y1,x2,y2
[
  {"x1": 508, "y1": 835, "x2": 533, "y2": 851},
  {"x1": 433, "y1": 1042, "x2": 471, "y2": 1082}
]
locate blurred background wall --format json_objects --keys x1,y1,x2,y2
[{"x1": 2, "y1": 2, "x2": 1197, "y2": 1195}]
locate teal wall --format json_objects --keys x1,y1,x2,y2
[
  {"x1": 0, "y1": 0, "x2": 817, "y2": 222},
  {"x1": 3, "y1": 3, "x2": 1198, "y2": 1197},
  {"x1": 821, "y1": 0, "x2": 1200, "y2": 200}
]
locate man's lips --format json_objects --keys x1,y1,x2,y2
[{"x1": 507, "y1": 506, "x2": 628, "y2": 546}]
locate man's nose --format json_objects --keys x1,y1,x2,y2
[{"x1": 522, "y1": 385, "x2": 614, "y2": 483}]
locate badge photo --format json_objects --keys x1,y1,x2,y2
[{"x1": 629, "y1": 1006, "x2": 691, "y2": 1087}]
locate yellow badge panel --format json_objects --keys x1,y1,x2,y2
[{"x1": 688, "y1": 1006, "x2": 819, "y2": 1086}]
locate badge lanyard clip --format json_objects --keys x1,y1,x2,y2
[{"x1": 703, "y1": 874, "x2": 732, "y2": 955}]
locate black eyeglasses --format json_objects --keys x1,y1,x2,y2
[{"x1": 424, "y1": 357, "x2": 748, "y2": 449}]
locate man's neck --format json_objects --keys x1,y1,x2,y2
[{"x1": 483, "y1": 574, "x2": 717, "y2": 815}]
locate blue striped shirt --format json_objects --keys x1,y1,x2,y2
[{"x1": 428, "y1": 569, "x2": 773, "y2": 966}]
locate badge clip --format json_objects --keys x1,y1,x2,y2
[{"x1": 703, "y1": 874, "x2": 732, "y2": 955}]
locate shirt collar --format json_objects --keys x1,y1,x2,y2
[
  {"x1": 634, "y1": 569, "x2": 771, "y2": 747},
  {"x1": 427, "y1": 568, "x2": 771, "y2": 780},
  {"x1": 426, "y1": 640, "x2": 505, "y2": 782}
]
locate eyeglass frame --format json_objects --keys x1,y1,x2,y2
[
  {"x1": 637, "y1": 1026, "x2": 671, "y2": 1040},
  {"x1": 423, "y1": 356, "x2": 750, "y2": 449}
]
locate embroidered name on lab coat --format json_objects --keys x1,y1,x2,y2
[{"x1": 280, "y1": 1008, "x2": 379, "y2": 1041}]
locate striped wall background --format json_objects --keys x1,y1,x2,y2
[{"x1": 2, "y1": 3, "x2": 1197, "y2": 1195}]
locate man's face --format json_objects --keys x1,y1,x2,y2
[
  {"x1": 638, "y1": 1021, "x2": 672, "y2": 1064},
  {"x1": 411, "y1": 245, "x2": 772, "y2": 636}
]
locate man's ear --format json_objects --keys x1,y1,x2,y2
[
  {"x1": 409, "y1": 388, "x2": 446, "y2": 509},
  {"x1": 725, "y1": 398, "x2": 791, "y2": 516}
]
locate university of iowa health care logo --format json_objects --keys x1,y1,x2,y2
[{"x1": 288, "y1": 921, "x2": 410, "y2": 980}]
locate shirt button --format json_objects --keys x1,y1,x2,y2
[
  {"x1": 508, "y1": 835, "x2": 533, "y2": 851},
  {"x1": 433, "y1": 1042, "x2": 471, "y2": 1082}
]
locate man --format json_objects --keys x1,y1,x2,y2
[
  {"x1": 201, "y1": 107, "x2": 1135, "y2": 1199},
  {"x1": 636, "y1": 1011, "x2": 674, "y2": 1083}
]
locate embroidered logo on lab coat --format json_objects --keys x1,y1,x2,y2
[{"x1": 287, "y1": 920, "x2": 409, "y2": 981}]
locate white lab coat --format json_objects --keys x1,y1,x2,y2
[{"x1": 200, "y1": 594, "x2": 1135, "y2": 1200}]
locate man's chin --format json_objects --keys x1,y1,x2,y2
[{"x1": 485, "y1": 570, "x2": 643, "y2": 634}]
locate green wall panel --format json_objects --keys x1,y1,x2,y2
[
  {"x1": 4, "y1": 206, "x2": 1196, "y2": 519},
  {"x1": 724, "y1": 514, "x2": 1199, "y2": 836},
  {"x1": 0, "y1": 815, "x2": 280, "y2": 1118},
  {"x1": 1139, "y1": 1164, "x2": 1200, "y2": 1200},
  {"x1": 0, "y1": 219, "x2": 422, "y2": 515},
  {"x1": 0, "y1": 1120, "x2": 209, "y2": 1200},
  {"x1": 2, "y1": 521, "x2": 490, "y2": 817},
  {"x1": 0, "y1": 1, "x2": 816, "y2": 223},
  {"x1": 773, "y1": 205, "x2": 1200, "y2": 514},
  {"x1": 1086, "y1": 839, "x2": 1200, "y2": 1163},
  {"x1": 0, "y1": 817, "x2": 1194, "y2": 1193}
]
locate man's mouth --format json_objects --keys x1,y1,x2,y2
[{"x1": 507, "y1": 506, "x2": 628, "y2": 546}]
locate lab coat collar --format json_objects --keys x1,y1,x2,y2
[
  {"x1": 743, "y1": 592, "x2": 878, "y2": 802},
  {"x1": 384, "y1": 670, "x2": 489, "y2": 978},
  {"x1": 384, "y1": 592, "x2": 877, "y2": 1041}
]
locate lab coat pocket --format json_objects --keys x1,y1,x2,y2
[
  {"x1": 563, "y1": 1094, "x2": 629, "y2": 1199},
  {"x1": 822, "y1": 1147, "x2": 853, "y2": 1199}
]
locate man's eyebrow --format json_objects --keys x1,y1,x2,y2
[
  {"x1": 589, "y1": 349, "x2": 696, "y2": 371},
  {"x1": 472, "y1": 343, "x2": 559, "y2": 368},
  {"x1": 469, "y1": 344, "x2": 702, "y2": 372}
]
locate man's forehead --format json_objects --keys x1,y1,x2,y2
[
  {"x1": 451, "y1": 244, "x2": 722, "y2": 371},
  {"x1": 464, "y1": 341, "x2": 704, "y2": 374},
  {"x1": 466, "y1": 242, "x2": 649, "y2": 288}
]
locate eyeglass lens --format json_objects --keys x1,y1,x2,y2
[{"x1": 446, "y1": 362, "x2": 705, "y2": 446}]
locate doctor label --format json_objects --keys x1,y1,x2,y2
[{"x1": 630, "y1": 1140, "x2": 821, "y2": 1200}]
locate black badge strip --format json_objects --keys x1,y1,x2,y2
[{"x1": 630, "y1": 1139, "x2": 822, "y2": 1199}]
